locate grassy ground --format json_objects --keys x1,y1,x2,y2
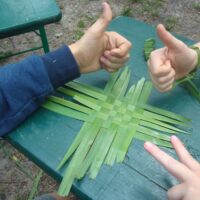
[{"x1": 0, "y1": 0, "x2": 200, "y2": 199}]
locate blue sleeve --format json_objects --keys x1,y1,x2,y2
[{"x1": 0, "y1": 45, "x2": 80, "y2": 137}]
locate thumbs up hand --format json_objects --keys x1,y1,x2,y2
[
  {"x1": 69, "y1": 2, "x2": 132, "y2": 74},
  {"x1": 148, "y1": 24, "x2": 198, "y2": 92}
]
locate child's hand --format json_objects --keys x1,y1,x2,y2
[
  {"x1": 144, "y1": 136, "x2": 200, "y2": 200},
  {"x1": 148, "y1": 24, "x2": 198, "y2": 92}
]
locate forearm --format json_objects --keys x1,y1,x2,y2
[{"x1": 0, "y1": 46, "x2": 80, "y2": 137}]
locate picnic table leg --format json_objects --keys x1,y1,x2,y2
[{"x1": 39, "y1": 26, "x2": 50, "y2": 53}]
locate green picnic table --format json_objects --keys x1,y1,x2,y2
[
  {"x1": 6, "y1": 17, "x2": 200, "y2": 200},
  {"x1": 0, "y1": 0, "x2": 61, "y2": 58}
]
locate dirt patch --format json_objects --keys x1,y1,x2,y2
[{"x1": 0, "y1": 0, "x2": 199, "y2": 199}]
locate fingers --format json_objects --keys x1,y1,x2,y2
[
  {"x1": 157, "y1": 24, "x2": 183, "y2": 50},
  {"x1": 102, "y1": 50, "x2": 130, "y2": 63},
  {"x1": 101, "y1": 32, "x2": 131, "y2": 72},
  {"x1": 151, "y1": 78, "x2": 174, "y2": 92},
  {"x1": 167, "y1": 184, "x2": 186, "y2": 200},
  {"x1": 100, "y1": 53, "x2": 129, "y2": 72},
  {"x1": 148, "y1": 48, "x2": 171, "y2": 76},
  {"x1": 149, "y1": 69, "x2": 175, "y2": 92},
  {"x1": 171, "y1": 136, "x2": 200, "y2": 172},
  {"x1": 89, "y1": 2, "x2": 112, "y2": 34},
  {"x1": 111, "y1": 41, "x2": 132, "y2": 58},
  {"x1": 144, "y1": 141, "x2": 192, "y2": 182},
  {"x1": 110, "y1": 33, "x2": 132, "y2": 57},
  {"x1": 100, "y1": 58, "x2": 121, "y2": 72},
  {"x1": 156, "y1": 69, "x2": 175, "y2": 85},
  {"x1": 148, "y1": 49, "x2": 176, "y2": 92}
]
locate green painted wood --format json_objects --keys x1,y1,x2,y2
[
  {"x1": 39, "y1": 26, "x2": 50, "y2": 53},
  {"x1": 6, "y1": 17, "x2": 200, "y2": 200},
  {"x1": 0, "y1": 0, "x2": 61, "y2": 38}
]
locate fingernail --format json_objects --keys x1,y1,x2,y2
[
  {"x1": 144, "y1": 141, "x2": 154, "y2": 150},
  {"x1": 171, "y1": 135, "x2": 178, "y2": 141}
]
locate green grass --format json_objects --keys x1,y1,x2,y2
[
  {"x1": 28, "y1": 170, "x2": 43, "y2": 200},
  {"x1": 0, "y1": 186, "x2": 5, "y2": 196},
  {"x1": 141, "y1": 0, "x2": 163, "y2": 18},
  {"x1": 165, "y1": 16, "x2": 178, "y2": 31},
  {"x1": 122, "y1": 6, "x2": 133, "y2": 16},
  {"x1": 126, "y1": 0, "x2": 164, "y2": 19},
  {"x1": 129, "y1": 0, "x2": 142, "y2": 2},
  {"x1": 77, "y1": 20, "x2": 85, "y2": 29},
  {"x1": 192, "y1": 3, "x2": 200, "y2": 11},
  {"x1": 0, "y1": 51, "x2": 12, "y2": 59},
  {"x1": 74, "y1": 30, "x2": 84, "y2": 40},
  {"x1": 16, "y1": 196, "x2": 28, "y2": 200},
  {"x1": 0, "y1": 141, "x2": 33, "y2": 180}
]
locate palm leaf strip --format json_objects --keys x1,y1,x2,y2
[{"x1": 42, "y1": 67, "x2": 191, "y2": 196}]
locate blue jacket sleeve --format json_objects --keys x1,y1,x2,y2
[{"x1": 0, "y1": 45, "x2": 80, "y2": 137}]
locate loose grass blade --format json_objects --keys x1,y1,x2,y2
[
  {"x1": 144, "y1": 38, "x2": 156, "y2": 61},
  {"x1": 104, "y1": 69, "x2": 122, "y2": 94},
  {"x1": 134, "y1": 132, "x2": 172, "y2": 148},
  {"x1": 42, "y1": 101, "x2": 89, "y2": 121},
  {"x1": 28, "y1": 170, "x2": 43, "y2": 200},
  {"x1": 57, "y1": 86, "x2": 98, "y2": 104},
  {"x1": 48, "y1": 96, "x2": 91, "y2": 115},
  {"x1": 182, "y1": 80, "x2": 200, "y2": 103},
  {"x1": 110, "y1": 67, "x2": 130, "y2": 99},
  {"x1": 66, "y1": 81, "x2": 106, "y2": 100},
  {"x1": 138, "y1": 103, "x2": 190, "y2": 123},
  {"x1": 130, "y1": 78, "x2": 145, "y2": 105},
  {"x1": 58, "y1": 119, "x2": 103, "y2": 196},
  {"x1": 57, "y1": 123, "x2": 91, "y2": 170}
]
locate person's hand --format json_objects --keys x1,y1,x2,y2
[
  {"x1": 69, "y1": 2, "x2": 132, "y2": 73},
  {"x1": 148, "y1": 24, "x2": 198, "y2": 92},
  {"x1": 144, "y1": 136, "x2": 200, "y2": 200}
]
